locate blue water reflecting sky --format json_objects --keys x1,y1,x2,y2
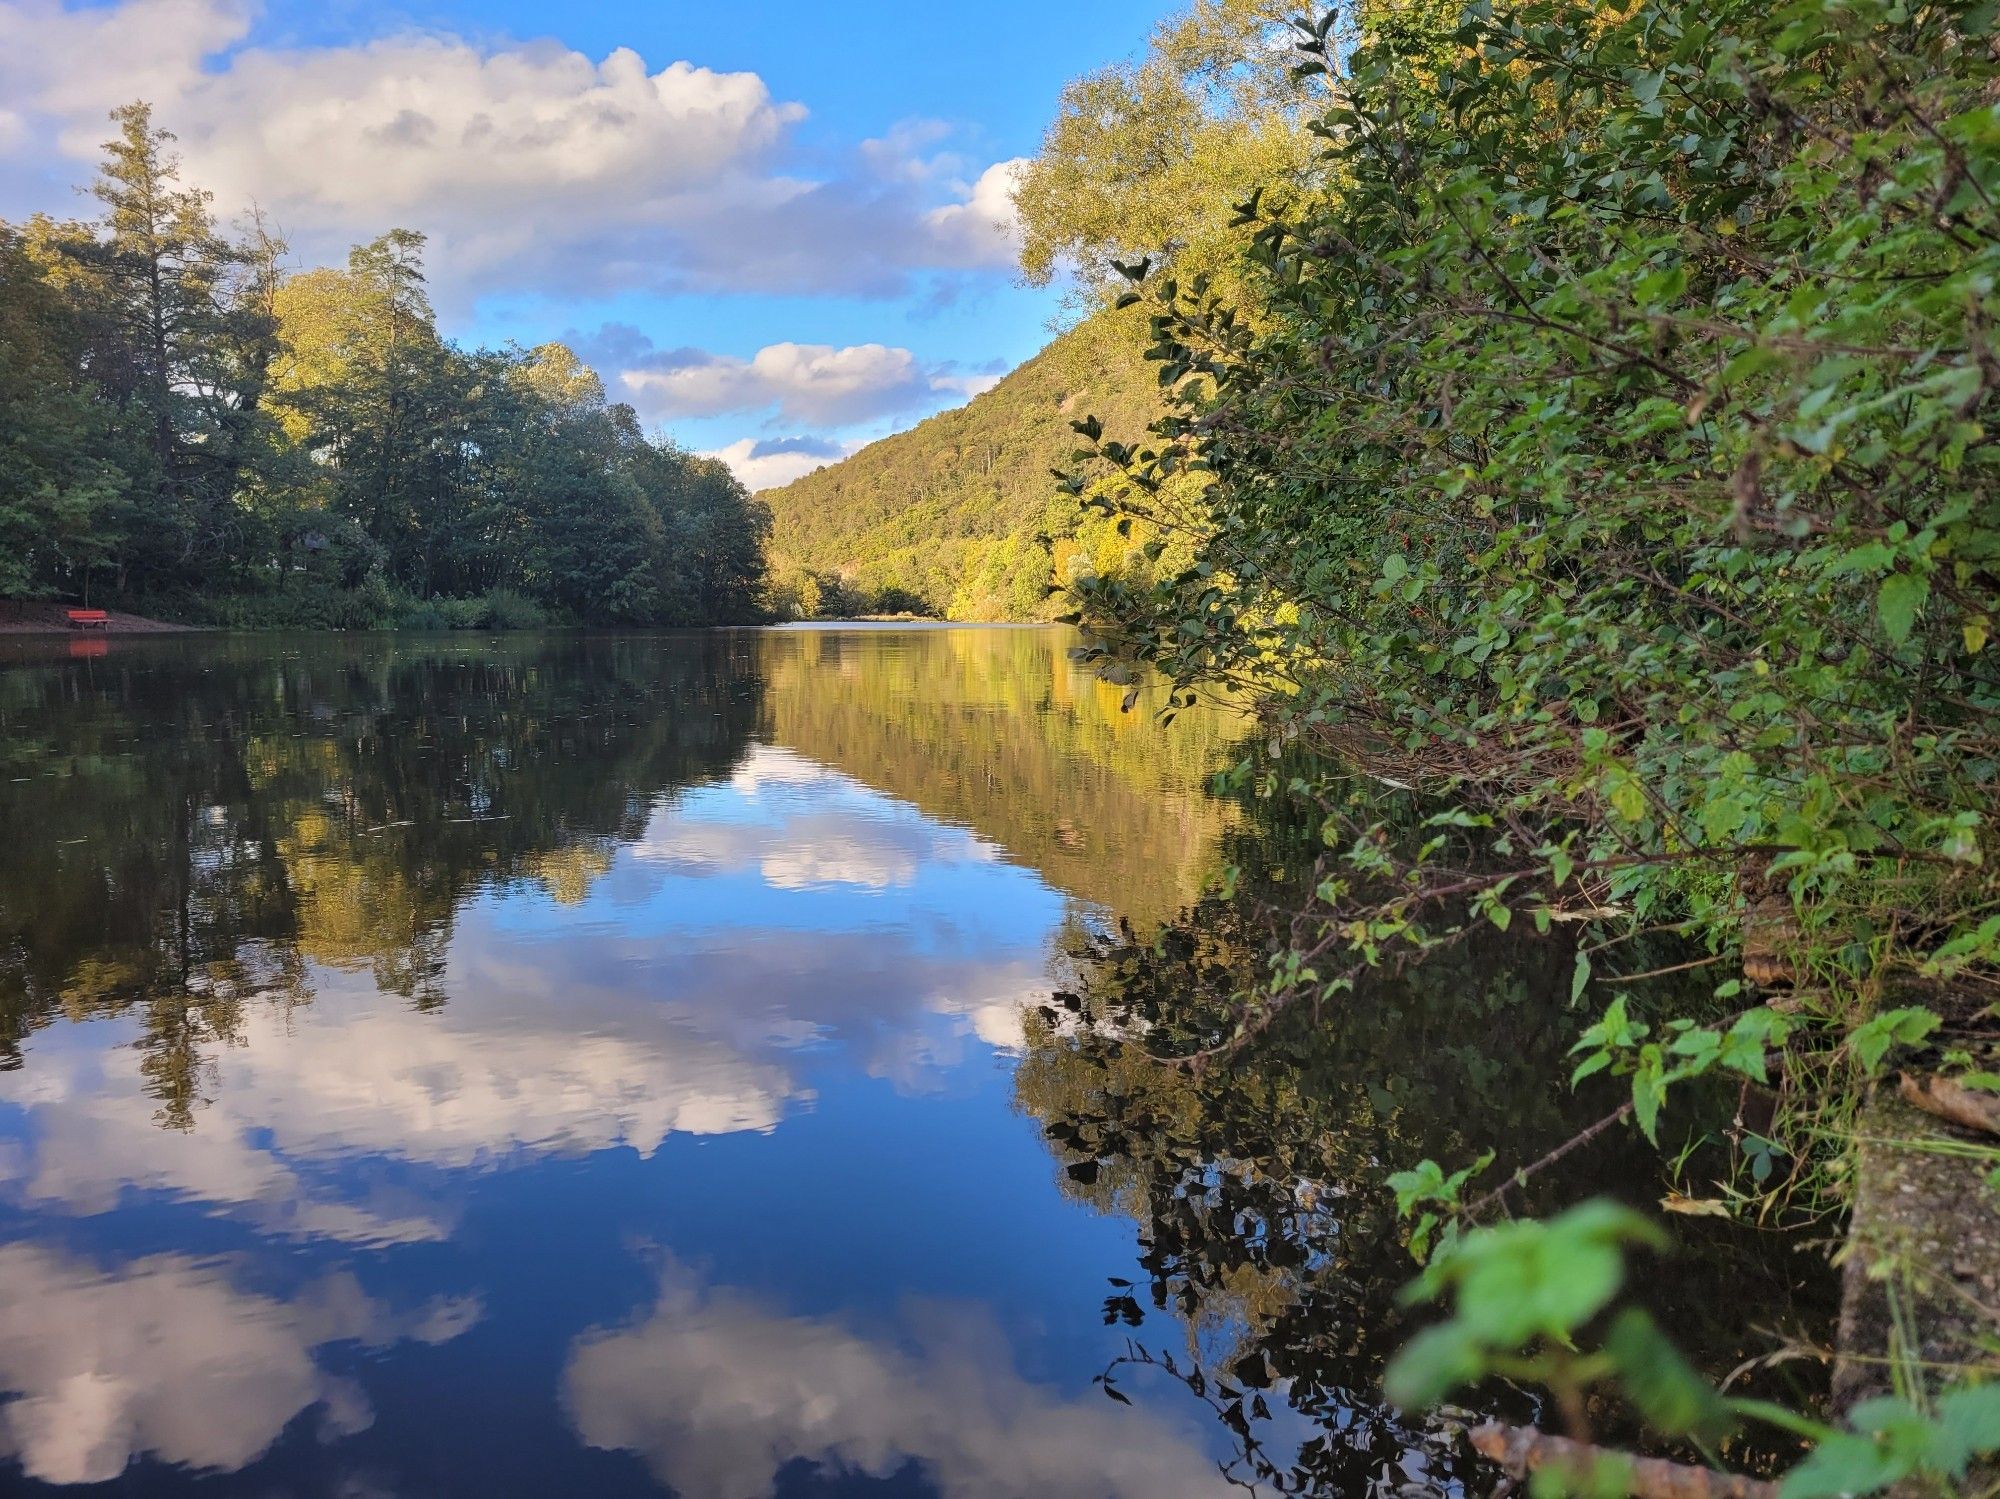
[{"x1": 0, "y1": 636, "x2": 1235, "y2": 1495}]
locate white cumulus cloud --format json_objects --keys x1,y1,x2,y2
[
  {"x1": 0, "y1": 0, "x2": 257, "y2": 124},
  {"x1": 923, "y1": 158, "x2": 1030, "y2": 266},
  {"x1": 0, "y1": 1, "x2": 1029, "y2": 305},
  {"x1": 624, "y1": 343, "x2": 931, "y2": 426},
  {"x1": 703, "y1": 435, "x2": 862, "y2": 491},
  {"x1": 570, "y1": 325, "x2": 1009, "y2": 429}
]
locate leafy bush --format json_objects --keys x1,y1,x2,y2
[
  {"x1": 384, "y1": 593, "x2": 469, "y2": 631},
  {"x1": 135, "y1": 576, "x2": 395, "y2": 631},
  {"x1": 1387, "y1": 1202, "x2": 2000, "y2": 1498},
  {"x1": 1065, "y1": 0, "x2": 2000, "y2": 1484},
  {"x1": 1073, "y1": 0, "x2": 2000, "y2": 1170},
  {"x1": 477, "y1": 587, "x2": 549, "y2": 631}
]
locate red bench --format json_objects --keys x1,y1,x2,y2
[{"x1": 66, "y1": 609, "x2": 108, "y2": 631}]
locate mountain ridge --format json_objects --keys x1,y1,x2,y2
[{"x1": 761, "y1": 312, "x2": 1160, "y2": 621}]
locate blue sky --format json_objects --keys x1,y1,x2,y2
[{"x1": 0, "y1": 0, "x2": 1172, "y2": 485}]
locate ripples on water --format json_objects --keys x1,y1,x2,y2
[{"x1": 0, "y1": 629, "x2": 1833, "y2": 1495}]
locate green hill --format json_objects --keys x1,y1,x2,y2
[{"x1": 762, "y1": 312, "x2": 1160, "y2": 621}]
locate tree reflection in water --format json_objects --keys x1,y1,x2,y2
[
  {"x1": 0, "y1": 634, "x2": 766, "y2": 1126},
  {"x1": 1016, "y1": 810, "x2": 1840, "y2": 1496}
]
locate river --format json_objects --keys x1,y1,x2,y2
[{"x1": 0, "y1": 627, "x2": 1832, "y2": 1496}]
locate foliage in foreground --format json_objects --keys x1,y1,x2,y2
[
  {"x1": 1020, "y1": 806, "x2": 1837, "y2": 1492},
  {"x1": 1061, "y1": 0, "x2": 2000, "y2": 1490},
  {"x1": 1389, "y1": 1200, "x2": 2000, "y2": 1497},
  {"x1": 1, "y1": 105, "x2": 768, "y2": 627}
]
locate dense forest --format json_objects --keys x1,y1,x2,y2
[{"x1": 0, "y1": 105, "x2": 769, "y2": 629}]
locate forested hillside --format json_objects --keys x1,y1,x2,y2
[
  {"x1": 761, "y1": 313, "x2": 1159, "y2": 621},
  {"x1": 761, "y1": 0, "x2": 1320, "y2": 623},
  {"x1": 1, "y1": 104, "x2": 768, "y2": 629}
]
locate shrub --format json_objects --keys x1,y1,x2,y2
[{"x1": 477, "y1": 587, "x2": 549, "y2": 631}]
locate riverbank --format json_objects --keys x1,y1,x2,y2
[
  {"x1": 0, "y1": 601, "x2": 194, "y2": 635},
  {"x1": 1836, "y1": 988, "x2": 2000, "y2": 1429},
  {"x1": 1838, "y1": 1091, "x2": 2000, "y2": 1406}
]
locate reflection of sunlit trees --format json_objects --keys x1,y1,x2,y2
[
  {"x1": 0, "y1": 636, "x2": 764, "y2": 1119},
  {"x1": 761, "y1": 627, "x2": 1243, "y2": 928},
  {"x1": 527, "y1": 844, "x2": 617, "y2": 907}
]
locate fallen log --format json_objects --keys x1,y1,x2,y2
[
  {"x1": 1469, "y1": 1422, "x2": 1777, "y2": 1499},
  {"x1": 1740, "y1": 891, "x2": 1799, "y2": 990},
  {"x1": 1899, "y1": 1071, "x2": 2000, "y2": 1139}
]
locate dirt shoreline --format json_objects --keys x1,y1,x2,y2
[{"x1": 0, "y1": 601, "x2": 195, "y2": 635}]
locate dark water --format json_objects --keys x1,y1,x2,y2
[{"x1": 0, "y1": 628, "x2": 1832, "y2": 1497}]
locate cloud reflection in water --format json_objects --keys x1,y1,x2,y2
[
  {"x1": 0, "y1": 728, "x2": 1135, "y2": 1491},
  {"x1": 0, "y1": 1244, "x2": 476, "y2": 1484},
  {"x1": 0, "y1": 745, "x2": 1060, "y2": 1243},
  {"x1": 564, "y1": 1262, "x2": 1220, "y2": 1499}
]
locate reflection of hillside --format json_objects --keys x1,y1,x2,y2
[{"x1": 758, "y1": 628, "x2": 1239, "y2": 927}]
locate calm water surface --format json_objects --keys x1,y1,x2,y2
[{"x1": 0, "y1": 629, "x2": 1831, "y2": 1497}]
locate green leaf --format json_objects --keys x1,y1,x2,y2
[
  {"x1": 1781, "y1": 1397, "x2": 1939, "y2": 1498},
  {"x1": 1877, "y1": 572, "x2": 1929, "y2": 647},
  {"x1": 1382, "y1": 1322, "x2": 1483, "y2": 1408},
  {"x1": 1388, "y1": 1159, "x2": 1446, "y2": 1216},
  {"x1": 1850, "y1": 1007, "x2": 1941, "y2": 1075},
  {"x1": 1605, "y1": 766, "x2": 1647, "y2": 823},
  {"x1": 1410, "y1": 1210, "x2": 1439, "y2": 1263},
  {"x1": 1934, "y1": 1384, "x2": 2000, "y2": 1471},
  {"x1": 1632, "y1": 1063, "x2": 1667, "y2": 1144},
  {"x1": 1603, "y1": 1309, "x2": 1735, "y2": 1444},
  {"x1": 1452, "y1": 1203, "x2": 1655, "y2": 1346},
  {"x1": 1779, "y1": 1431, "x2": 1912, "y2": 1498}
]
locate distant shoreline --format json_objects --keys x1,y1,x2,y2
[
  {"x1": 0, "y1": 601, "x2": 195, "y2": 635},
  {"x1": 0, "y1": 604, "x2": 1060, "y2": 639},
  {"x1": 769, "y1": 617, "x2": 1052, "y2": 630}
]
